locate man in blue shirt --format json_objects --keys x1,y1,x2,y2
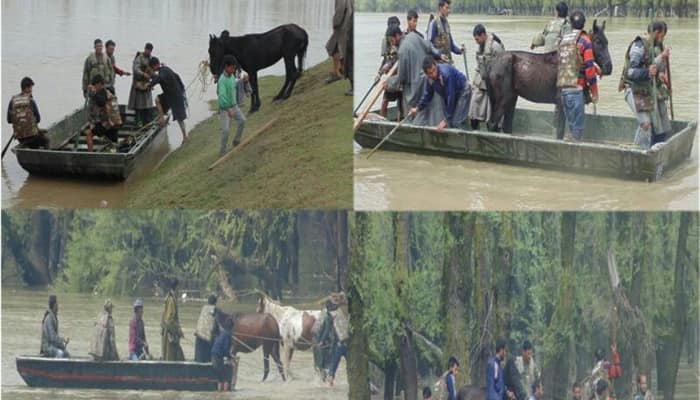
[
  {"x1": 427, "y1": 0, "x2": 464, "y2": 63},
  {"x1": 487, "y1": 338, "x2": 508, "y2": 400},
  {"x1": 446, "y1": 356, "x2": 460, "y2": 400},
  {"x1": 210, "y1": 317, "x2": 234, "y2": 392},
  {"x1": 409, "y1": 56, "x2": 471, "y2": 130}
]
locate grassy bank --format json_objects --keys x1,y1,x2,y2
[{"x1": 127, "y1": 59, "x2": 352, "y2": 208}]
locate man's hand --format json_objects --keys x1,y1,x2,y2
[
  {"x1": 611, "y1": 343, "x2": 617, "y2": 353},
  {"x1": 658, "y1": 72, "x2": 669, "y2": 85},
  {"x1": 592, "y1": 93, "x2": 599, "y2": 104},
  {"x1": 65, "y1": 337, "x2": 70, "y2": 345},
  {"x1": 440, "y1": 55, "x2": 449, "y2": 63},
  {"x1": 662, "y1": 47, "x2": 671, "y2": 59},
  {"x1": 530, "y1": 43, "x2": 536, "y2": 50},
  {"x1": 437, "y1": 119, "x2": 448, "y2": 131},
  {"x1": 408, "y1": 107, "x2": 418, "y2": 117},
  {"x1": 461, "y1": 44, "x2": 466, "y2": 53},
  {"x1": 227, "y1": 108, "x2": 235, "y2": 118},
  {"x1": 125, "y1": 72, "x2": 132, "y2": 76},
  {"x1": 649, "y1": 64, "x2": 658, "y2": 77},
  {"x1": 374, "y1": 74, "x2": 381, "y2": 83},
  {"x1": 507, "y1": 390, "x2": 516, "y2": 399}
]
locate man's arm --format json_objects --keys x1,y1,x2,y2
[
  {"x1": 627, "y1": 42, "x2": 650, "y2": 81},
  {"x1": 579, "y1": 38, "x2": 598, "y2": 97},
  {"x1": 82, "y1": 57, "x2": 91, "y2": 94},
  {"x1": 7, "y1": 100, "x2": 13, "y2": 124},
  {"x1": 416, "y1": 80, "x2": 435, "y2": 111},
  {"x1": 427, "y1": 19, "x2": 437, "y2": 44},
  {"x1": 31, "y1": 99, "x2": 41, "y2": 124},
  {"x1": 450, "y1": 34, "x2": 462, "y2": 55},
  {"x1": 447, "y1": 374, "x2": 457, "y2": 400},
  {"x1": 531, "y1": 30, "x2": 545, "y2": 49},
  {"x1": 332, "y1": 0, "x2": 346, "y2": 29}
]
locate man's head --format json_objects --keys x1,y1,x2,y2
[
  {"x1": 649, "y1": 20, "x2": 667, "y2": 44},
  {"x1": 148, "y1": 56, "x2": 161, "y2": 71},
  {"x1": 407, "y1": 9, "x2": 419, "y2": 32},
  {"x1": 49, "y1": 295, "x2": 58, "y2": 313},
  {"x1": 572, "y1": 382, "x2": 582, "y2": 399},
  {"x1": 105, "y1": 40, "x2": 116, "y2": 56},
  {"x1": 388, "y1": 16, "x2": 401, "y2": 28},
  {"x1": 594, "y1": 347, "x2": 605, "y2": 362},
  {"x1": 104, "y1": 299, "x2": 113, "y2": 314},
  {"x1": 169, "y1": 277, "x2": 179, "y2": 291},
  {"x1": 495, "y1": 337, "x2": 507, "y2": 359},
  {"x1": 423, "y1": 386, "x2": 432, "y2": 399},
  {"x1": 208, "y1": 294, "x2": 218, "y2": 306},
  {"x1": 134, "y1": 298, "x2": 144, "y2": 318},
  {"x1": 595, "y1": 379, "x2": 609, "y2": 397},
  {"x1": 522, "y1": 340, "x2": 534, "y2": 362},
  {"x1": 473, "y1": 24, "x2": 487, "y2": 45},
  {"x1": 448, "y1": 356, "x2": 460, "y2": 374},
  {"x1": 91, "y1": 74, "x2": 105, "y2": 90},
  {"x1": 386, "y1": 25, "x2": 403, "y2": 47},
  {"x1": 532, "y1": 379, "x2": 543, "y2": 398},
  {"x1": 21, "y1": 77, "x2": 34, "y2": 94},
  {"x1": 556, "y1": 2, "x2": 568, "y2": 18},
  {"x1": 438, "y1": 0, "x2": 451, "y2": 17},
  {"x1": 422, "y1": 55, "x2": 439, "y2": 80},
  {"x1": 94, "y1": 38, "x2": 103, "y2": 55},
  {"x1": 570, "y1": 10, "x2": 585, "y2": 30},
  {"x1": 223, "y1": 54, "x2": 237, "y2": 75},
  {"x1": 144, "y1": 42, "x2": 154, "y2": 58},
  {"x1": 637, "y1": 374, "x2": 648, "y2": 394}
]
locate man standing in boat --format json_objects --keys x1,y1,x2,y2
[
  {"x1": 90, "y1": 299, "x2": 120, "y2": 361},
  {"x1": 556, "y1": 10, "x2": 599, "y2": 141},
  {"x1": 105, "y1": 40, "x2": 131, "y2": 96},
  {"x1": 6, "y1": 77, "x2": 48, "y2": 149},
  {"x1": 148, "y1": 57, "x2": 189, "y2": 143},
  {"x1": 194, "y1": 295, "x2": 221, "y2": 362},
  {"x1": 82, "y1": 39, "x2": 114, "y2": 98},
  {"x1": 377, "y1": 16, "x2": 402, "y2": 118},
  {"x1": 427, "y1": 0, "x2": 464, "y2": 64},
  {"x1": 84, "y1": 74, "x2": 123, "y2": 152},
  {"x1": 620, "y1": 21, "x2": 671, "y2": 149},
  {"x1": 41, "y1": 295, "x2": 70, "y2": 358},
  {"x1": 128, "y1": 43, "x2": 154, "y2": 127},
  {"x1": 161, "y1": 278, "x2": 185, "y2": 361},
  {"x1": 531, "y1": 2, "x2": 572, "y2": 53},
  {"x1": 383, "y1": 26, "x2": 447, "y2": 127},
  {"x1": 409, "y1": 56, "x2": 471, "y2": 131},
  {"x1": 468, "y1": 24, "x2": 504, "y2": 130},
  {"x1": 129, "y1": 298, "x2": 149, "y2": 361}
]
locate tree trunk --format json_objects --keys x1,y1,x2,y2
[
  {"x1": 443, "y1": 213, "x2": 475, "y2": 383},
  {"x1": 336, "y1": 211, "x2": 349, "y2": 291},
  {"x1": 394, "y1": 213, "x2": 418, "y2": 400},
  {"x1": 348, "y1": 212, "x2": 371, "y2": 400},
  {"x1": 471, "y1": 214, "x2": 490, "y2": 387}
]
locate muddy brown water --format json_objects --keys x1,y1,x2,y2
[
  {"x1": 354, "y1": 14, "x2": 699, "y2": 211},
  {"x1": 1, "y1": 0, "x2": 335, "y2": 209},
  {"x1": 1, "y1": 288, "x2": 347, "y2": 399}
]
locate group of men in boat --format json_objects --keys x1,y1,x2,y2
[
  {"x1": 39, "y1": 279, "x2": 235, "y2": 391},
  {"x1": 373, "y1": 0, "x2": 674, "y2": 149},
  {"x1": 7, "y1": 39, "x2": 190, "y2": 152},
  {"x1": 436, "y1": 339, "x2": 653, "y2": 400}
]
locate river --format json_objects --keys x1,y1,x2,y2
[
  {"x1": 1, "y1": 0, "x2": 334, "y2": 209},
  {"x1": 1, "y1": 288, "x2": 347, "y2": 399},
  {"x1": 354, "y1": 13, "x2": 699, "y2": 211}
]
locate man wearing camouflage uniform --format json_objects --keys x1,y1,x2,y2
[
  {"x1": 6, "y1": 77, "x2": 48, "y2": 149},
  {"x1": 82, "y1": 39, "x2": 114, "y2": 98},
  {"x1": 128, "y1": 43, "x2": 155, "y2": 127},
  {"x1": 515, "y1": 340, "x2": 541, "y2": 397},
  {"x1": 468, "y1": 24, "x2": 504, "y2": 130},
  {"x1": 531, "y1": 2, "x2": 572, "y2": 53},
  {"x1": 427, "y1": 0, "x2": 464, "y2": 64},
  {"x1": 378, "y1": 16, "x2": 402, "y2": 118}
]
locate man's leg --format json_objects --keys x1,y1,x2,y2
[
  {"x1": 177, "y1": 120, "x2": 187, "y2": 142},
  {"x1": 653, "y1": 99, "x2": 671, "y2": 145},
  {"x1": 232, "y1": 106, "x2": 246, "y2": 147},
  {"x1": 624, "y1": 88, "x2": 652, "y2": 149},
  {"x1": 86, "y1": 130, "x2": 95, "y2": 152},
  {"x1": 219, "y1": 110, "x2": 231, "y2": 156}
]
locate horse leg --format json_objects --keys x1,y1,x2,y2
[
  {"x1": 283, "y1": 63, "x2": 300, "y2": 99},
  {"x1": 502, "y1": 97, "x2": 518, "y2": 134},
  {"x1": 274, "y1": 60, "x2": 292, "y2": 101},
  {"x1": 249, "y1": 72, "x2": 260, "y2": 114},
  {"x1": 280, "y1": 56, "x2": 297, "y2": 100},
  {"x1": 262, "y1": 341, "x2": 271, "y2": 382},
  {"x1": 272, "y1": 340, "x2": 286, "y2": 381}
]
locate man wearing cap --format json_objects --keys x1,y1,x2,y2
[
  {"x1": 41, "y1": 295, "x2": 70, "y2": 358},
  {"x1": 90, "y1": 299, "x2": 120, "y2": 361},
  {"x1": 129, "y1": 298, "x2": 149, "y2": 360},
  {"x1": 195, "y1": 295, "x2": 221, "y2": 362}
]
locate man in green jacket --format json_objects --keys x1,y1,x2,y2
[
  {"x1": 217, "y1": 55, "x2": 246, "y2": 156},
  {"x1": 531, "y1": 2, "x2": 572, "y2": 53},
  {"x1": 82, "y1": 39, "x2": 114, "y2": 97}
]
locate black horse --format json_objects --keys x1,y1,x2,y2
[
  {"x1": 208, "y1": 24, "x2": 308, "y2": 114},
  {"x1": 485, "y1": 20, "x2": 613, "y2": 134},
  {"x1": 457, "y1": 356, "x2": 526, "y2": 400}
]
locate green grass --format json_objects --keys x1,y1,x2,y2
[{"x1": 127, "y1": 59, "x2": 352, "y2": 209}]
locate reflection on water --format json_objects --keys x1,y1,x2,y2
[
  {"x1": 353, "y1": 13, "x2": 699, "y2": 210},
  {"x1": 1, "y1": 289, "x2": 347, "y2": 399},
  {"x1": 1, "y1": 0, "x2": 334, "y2": 209}
]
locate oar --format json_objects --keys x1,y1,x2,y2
[
  {"x1": 353, "y1": 63, "x2": 398, "y2": 132},
  {"x1": 353, "y1": 79, "x2": 379, "y2": 117},
  {"x1": 665, "y1": 53, "x2": 674, "y2": 120},
  {"x1": 366, "y1": 116, "x2": 409, "y2": 159},
  {"x1": 1, "y1": 134, "x2": 15, "y2": 159}
]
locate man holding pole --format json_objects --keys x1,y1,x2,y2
[{"x1": 619, "y1": 20, "x2": 671, "y2": 149}]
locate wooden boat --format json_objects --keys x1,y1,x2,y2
[
  {"x1": 12, "y1": 106, "x2": 168, "y2": 180},
  {"x1": 354, "y1": 108, "x2": 697, "y2": 182},
  {"x1": 16, "y1": 355, "x2": 238, "y2": 391}
]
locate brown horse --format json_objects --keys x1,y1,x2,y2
[
  {"x1": 485, "y1": 20, "x2": 613, "y2": 134},
  {"x1": 217, "y1": 311, "x2": 285, "y2": 382}
]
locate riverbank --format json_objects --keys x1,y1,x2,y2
[{"x1": 127, "y1": 59, "x2": 352, "y2": 209}]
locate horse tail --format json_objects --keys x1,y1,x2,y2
[{"x1": 298, "y1": 31, "x2": 308, "y2": 74}]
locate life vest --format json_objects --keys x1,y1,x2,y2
[
  {"x1": 557, "y1": 29, "x2": 584, "y2": 88},
  {"x1": 434, "y1": 16, "x2": 453, "y2": 62},
  {"x1": 544, "y1": 18, "x2": 570, "y2": 53},
  {"x1": 620, "y1": 37, "x2": 656, "y2": 112},
  {"x1": 194, "y1": 305, "x2": 217, "y2": 342},
  {"x1": 10, "y1": 93, "x2": 38, "y2": 139},
  {"x1": 89, "y1": 89, "x2": 122, "y2": 128},
  {"x1": 86, "y1": 53, "x2": 114, "y2": 87},
  {"x1": 133, "y1": 52, "x2": 153, "y2": 91}
]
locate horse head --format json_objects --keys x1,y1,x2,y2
[
  {"x1": 208, "y1": 34, "x2": 225, "y2": 81},
  {"x1": 591, "y1": 20, "x2": 613, "y2": 76},
  {"x1": 256, "y1": 292, "x2": 267, "y2": 313}
]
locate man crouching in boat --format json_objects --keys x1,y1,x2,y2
[
  {"x1": 90, "y1": 299, "x2": 120, "y2": 361},
  {"x1": 84, "y1": 74, "x2": 123, "y2": 152},
  {"x1": 41, "y1": 295, "x2": 70, "y2": 358},
  {"x1": 408, "y1": 56, "x2": 471, "y2": 131},
  {"x1": 6, "y1": 77, "x2": 49, "y2": 149}
]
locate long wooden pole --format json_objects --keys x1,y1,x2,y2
[
  {"x1": 353, "y1": 63, "x2": 398, "y2": 132},
  {"x1": 665, "y1": 54, "x2": 674, "y2": 120},
  {"x1": 366, "y1": 117, "x2": 409, "y2": 159},
  {"x1": 207, "y1": 117, "x2": 279, "y2": 170},
  {"x1": 1, "y1": 134, "x2": 15, "y2": 159}
]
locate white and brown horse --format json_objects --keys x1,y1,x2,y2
[{"x1": 256, "y1": 293, "x2": 324, "y2": 379}]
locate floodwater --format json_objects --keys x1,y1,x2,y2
[
  {"x1": 354, "y1": 14, "x2": 699, "y2": 210},
  {"x1": 1, "y1": 0, "x2": 334, "y2": 209},
  {"x1": 1, "y1": 288, "x2": 347, "y2": 399}
]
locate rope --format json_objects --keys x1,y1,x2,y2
[{"x1": 231, "y1": 335, "x2": 285, "y2": 371}]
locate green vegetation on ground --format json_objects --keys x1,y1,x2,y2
[{"x1": 126, "y1": 59, "x2": 352, "y2": 209}]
